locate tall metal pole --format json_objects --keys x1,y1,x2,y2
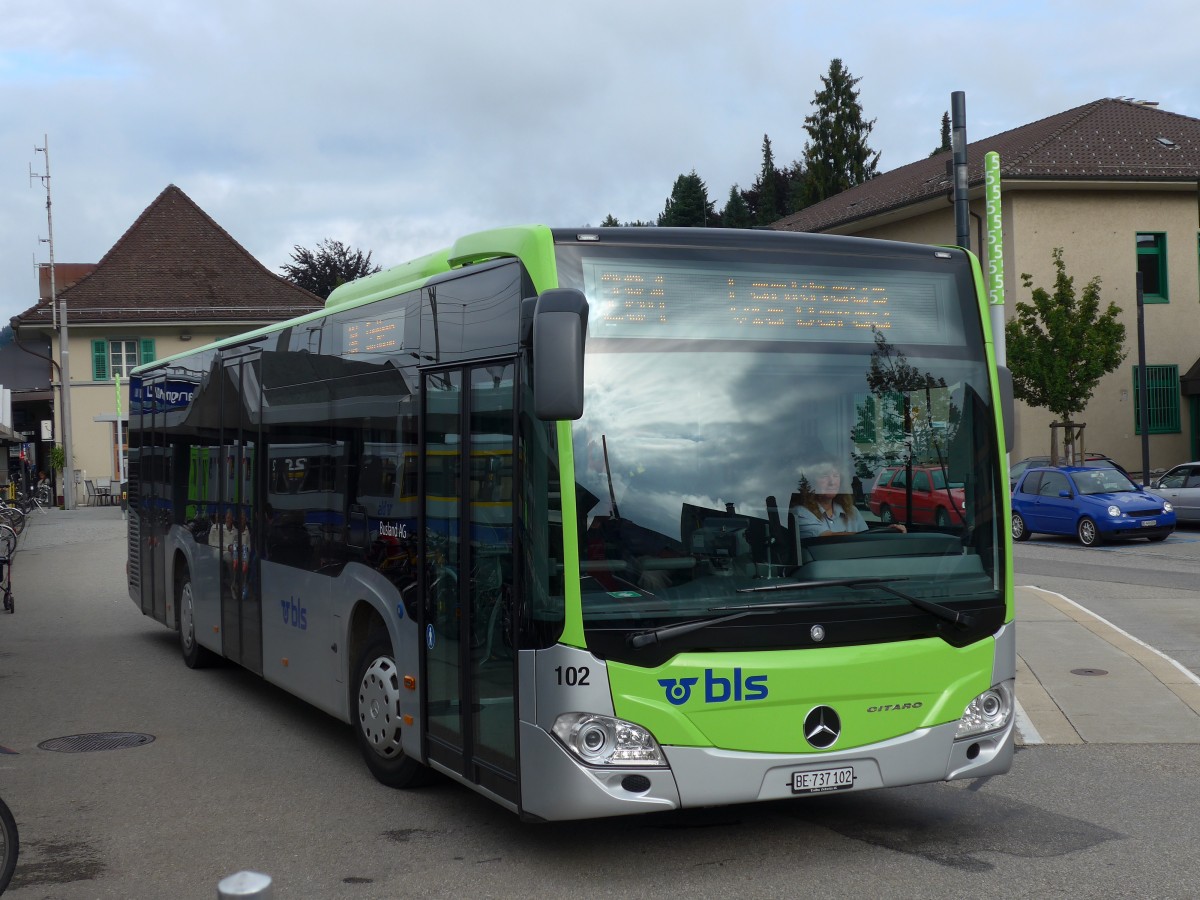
[
  {"x1": 34, "y1": 135, "x2": 75, "y2": 509},
  {"x1": 951, "y1": 91, "x2": 970, "y2": 251},
  {"x1": 1136, "y1": 272, "x2": 1151, "y2": 486}
]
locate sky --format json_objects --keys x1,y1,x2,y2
[{"x1": 3, "y1": 0, "x2": 1199, "y2": 326}]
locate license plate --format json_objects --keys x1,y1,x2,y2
[
  {"x1": 1141, "y1": 519, "x2": 1156, "y2": 527},
  {"x1": 791, "y1": 766, "x2": 855, "y2": 794}
]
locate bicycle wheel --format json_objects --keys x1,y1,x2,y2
[
  {"x1": 0, "y1": 795, "x2": 18, "y2": 894},
  {"x1": 0, "y1": 507, "x2": 21, "y2": 537},
  {"x1": 0, "y1": 525, "x2": 15, "y2": 558}
]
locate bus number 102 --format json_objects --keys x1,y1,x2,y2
[{"x1": 555, "y1": 666, "x2": 590, "y2": 686}]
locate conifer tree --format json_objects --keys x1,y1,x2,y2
[
  {"x1": 721, "y1": 185, "x2": 753, "y2": 229},
  {"x1": 929, "y1": 111, "x2": 952, "y2": 157},
  {"x1": 657, "y1": 171, "x2": 715, "y2": 226},
  {"x1": 800, "y1": 59, "x2": 880, "y2": 206}
]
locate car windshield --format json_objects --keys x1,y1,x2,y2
[{"x1": 1073, "y1": 468, "x2": 1137, "y2": 495}]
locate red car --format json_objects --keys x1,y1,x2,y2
[{"x1": 869, "y1": 465, "x2": 966, "y2": 527}]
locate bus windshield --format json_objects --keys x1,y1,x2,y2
[{"x1": 556, "y1": 239, "x2": 1004, "y2": 657}]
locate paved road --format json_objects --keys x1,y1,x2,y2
[{"x1": 3, "y1": 508, "x2": 1199, "y2": 897}]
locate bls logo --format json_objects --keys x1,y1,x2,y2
[
  {"x1": 280, "y1": 596, "x2": 307, "y2": 631},
  {"x1": 659, "y1": 668, "x2": 768, "y2": 706},
  {"x1": 658, "y1": 677, "x2": 700, "y2": 706}
]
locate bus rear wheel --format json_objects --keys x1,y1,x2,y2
[
  {"x1": 178, "y1": 565, "x2": 217, "y2": 669},
  {"x1": 352, "y1": 634, "x2": 428, "y2": 788}
]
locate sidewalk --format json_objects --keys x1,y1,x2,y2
[{"x1": 1015, "y1": 585, "x2": 1200, "y2": 744}]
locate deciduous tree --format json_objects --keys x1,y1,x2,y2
[
  {"x1": 1006, "y1": 248, "x2": 1127, "y2": 453},
  {"x1": 280, "y1": 239, "x2": 381, "y2": 299}
]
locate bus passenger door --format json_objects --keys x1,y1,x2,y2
[
  {"x1": 220, "y1": 353, "x2": 264, "y2": 675},
  {"x1": 421, "y1": 362, "x2": 519, "y2": 805}
]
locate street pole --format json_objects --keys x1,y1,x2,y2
[
  {"x1": 951, "y1": 91, "x2": 970, "y2": 251},
  {"x1": 34, "y1": 136, "x2": 75, "y2": 509}
]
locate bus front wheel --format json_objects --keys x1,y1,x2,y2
[{"x1": 352, "y1": 635, "x2": 428, "y2": 788}]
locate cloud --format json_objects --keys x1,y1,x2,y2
[{"x1": 3, "y1": 0, "x2": 1199, "y2": 324}]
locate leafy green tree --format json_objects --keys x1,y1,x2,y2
[
  {"x1": 799, "y1": 58, "x2": 880, "y2": 206},
  {"x1": 929, "y1": 111, "x2": 952, "y2": 157},
  {"x1": 721, "y1": 185, "x2": 753, "y2": 229},
  {"x1": 281, "y1": 239, "x2": 381, "y2": 299},
  {"x1": 600, "y1": 214, "x2": 622, "y2": 227},
  {"x1": 657, "y1": 170, "x2": 715, "y2": 226},
  {"x1": 1005, "y1": 248, "x2": 1127, "y2": 453}
]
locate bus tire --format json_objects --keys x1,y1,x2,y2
[
  {"x1": 177, "y1": 565, "x2": 217, "y2": 669},
  {"x1": 352, "y1": 634, "x2": 428, "y2": 788}
]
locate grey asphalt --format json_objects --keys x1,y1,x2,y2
[{"x1": 5, "y1": 506, "x2": 1197, "y2": 752}]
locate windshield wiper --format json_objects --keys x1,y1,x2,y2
[
  {"x1": 741, "y1": 575, "x2": 973, "y2": 629},
  {"x1": 626, "y1": 579, "x2": 873, "y2": 649}
]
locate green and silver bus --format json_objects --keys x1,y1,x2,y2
[{"x1": 127, "y1": 226, "x2": 1014, "y2": 820}]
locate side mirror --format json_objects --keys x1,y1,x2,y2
[
  {"x1": 532, "y1": 288, "x2": 588, "y2": 421},
  {"x1": 1059, "y1": 490, "x2": 1072, "y2": 499}
]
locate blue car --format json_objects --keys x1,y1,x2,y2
[{"x1": 1011, "y1": 466, "x2": 1175, "y2": 546}]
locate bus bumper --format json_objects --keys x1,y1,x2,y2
[{"x1": 519, "y1": 710, "x2": 1013, "y2": 821}]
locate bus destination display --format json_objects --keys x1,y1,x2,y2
[
  {"x1": 343, "y1": 312, "x2": 404, "y2": 356},
  {"x1": 582, "y1": 259, "x2": 954, "y2": 343}
]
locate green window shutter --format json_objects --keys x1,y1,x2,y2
[
  {"x1": 139, "y1": 338, "x2": 156, "y2": 365},
  {"x1": 92, "y1": 340, "x2": 109, "y2": 381},
  {"x1": 1133, "y1": 365, "x2": 1180, "y2": 434}
]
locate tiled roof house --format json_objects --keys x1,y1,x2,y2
[
  {"x1": 773, "y1": 98, "x2": 1200, "y2": 472},
  {"x1": 12, "y1": 184, "x2": 322, "y2": 502}
]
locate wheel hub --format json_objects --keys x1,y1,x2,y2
[{"x1": 358, "y1": 657, "x2": 403, "y2": 759}]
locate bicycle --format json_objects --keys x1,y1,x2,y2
[
  {"x1": 0, "y1": 524, "x2": 15, "y2": 613},
  {"x1": 0, "y1": 794, "x2": 17, "y2": 894}
]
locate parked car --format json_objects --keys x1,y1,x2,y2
[
  {"x1": 868, "y1": 465, "x2": 965, "y2": 527},
  {"x1": 1010, "y1": 466, "x2": 1175, "y2": 546},
  {"x1": 1009, "y1": 453, "x2": 1128, "y2": 486},
  {"x1": 1147, "y1": 461, "x2": 1200, "y2": 523}
]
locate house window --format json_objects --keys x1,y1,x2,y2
[
  {"x1": 92, "y1": 338, "x2": 156, "y2": 380},
  {"x1": 1132, "y1": 364, "x2": 1180, "y2": 434},
  {"x1": 1136, "y1": 233, "x2": 1168, "y2": 302}
]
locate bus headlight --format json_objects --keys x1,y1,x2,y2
[
  {"x1": 552, "y1": 713, "x2": 666, "y2": 767},
  {"x1": 955, "y1": 682, "x2": 1013, "y2": 739}
]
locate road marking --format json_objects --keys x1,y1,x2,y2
[{"x1": 1014, "y1": 699, "x2": 1044, "y2": 745}]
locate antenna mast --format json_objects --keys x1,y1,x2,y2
[{"x1": 31, "y1": 134, "x2": 75, "y2": 509}]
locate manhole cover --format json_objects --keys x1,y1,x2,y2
[
  {"x1": 38, "y1": 732, "x2": 155, "y2": 753},
  {"x1": 1069, "y1": 668, "x2": 1109, "y2": 677}
]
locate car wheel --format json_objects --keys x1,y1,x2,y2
[
  {"x1": 1077, "y1": 517, "x2": 1101, "y2": 547},
  {"x1": 1147, "y1": 534, "x2": 1168, "y2": 542},
  {"x1": 878, "y1": 504, "x2": 894, "y2": 524},
  {"x1": 935, "y1": 507, "x2": 950, "y2": 528},
  {"x1": 1011, "y1": 513, "x2": 1030, "y2": 542}
]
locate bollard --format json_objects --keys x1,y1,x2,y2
[{"x1": 217, "y1": 870, "x2": 273, "y2": 899}]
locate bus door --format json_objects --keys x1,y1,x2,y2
[
  {"x1": 220, "y1": 353, "x2": 263, "y2": 675},
  {"x1": 421, "y1": 361, "x2": 519, "y2": 804},
  {"x1": 140, "y1": 378, "x2": 168, "y2": 622}
]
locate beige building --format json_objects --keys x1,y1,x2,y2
[
  {"x1": 12, "y1": 185, "x2": 322, "y2": 505},
  {"x1": 774, "y1": 98, "x2": 1200, "y2": 475}
]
